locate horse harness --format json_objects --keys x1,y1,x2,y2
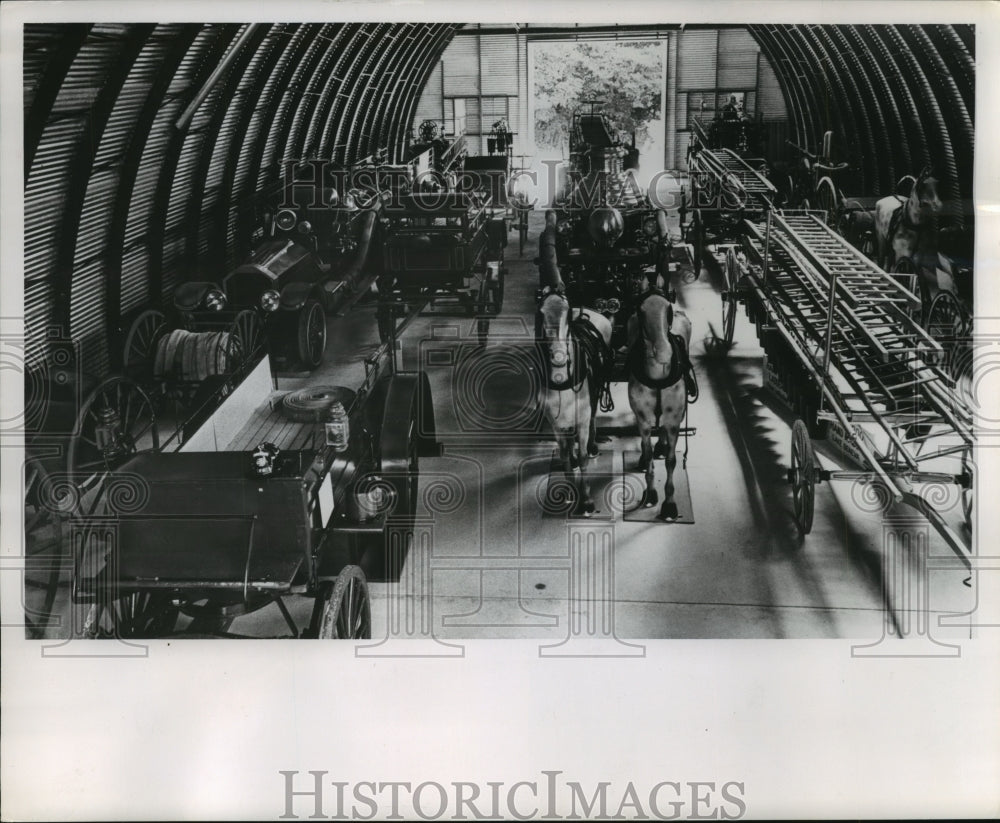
[
  {"x1": 629, "y1": 288, "x2": 697, "y2": 400},
  {"x1": 545, "y1": 314, "x2": 613, "y2": 397},
  {"x1": 537, "y1": 289, "x2": 613, "y2": 399}
]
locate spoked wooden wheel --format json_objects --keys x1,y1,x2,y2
[
  {"x1": 122, "y1": 309, "x2": 167, "y2": 379},
  {"x1": 312, "y1": 566, "x2": 371, "y2": 639},
  {"x1": 226, "y1": 309, "x2": 264, "y2": 375},
  {"x1": 925, "y1": 289, "x2": 966, "y2": 342},
  {"x1": 790, "y1": 419, "x2": 817, "y2": 534},
  {"x1": 961, "y1": 449, "x2": 973, "y2": 530},
  {"x1": 814, "y1": 177, "x2": 839, "y2": 231},
  {"x1": 67, "y1": 377, "x2": 159, "y2": 496},
  {"x1": 23, "y1": 453, "x2": 72, "y2": 638},
  {"x1": 82, "y1": 590, "x2": 179, "y2": 639},
  {"x1": 23, "y1": 453, "x2": 71, "y2": 536},
  {"x1": 722, "y1": 247, "x2": 739, "y2": 346},
  {"x1": 296, "y1": 298, "x2": 327, "y2": 370}
]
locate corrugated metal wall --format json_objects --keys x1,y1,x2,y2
[
  {"x1": 22, "y1": 22, "x2": 459, "y2": 379},
  {"x1": 673, "y1": 28, "x2": 787, "y2": 169},
  {"x1": 21, "y1": 23, "x2": 976, "y2": 384},
  {"x1": 418, "y1": 27, "x2": 783, "y2": 172},
  {"x1": 413, "y1": 27, "x2": 528, "y2": 157}
]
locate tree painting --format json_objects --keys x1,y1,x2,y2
[{"x1": 533, "y1": 40, "x2": 664, "y2": 155}]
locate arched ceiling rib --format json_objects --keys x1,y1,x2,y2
[
  {"x1": 746, "y1": 23, "x2": 975, "y2": 214},
  {"x1": 23, "y1": 22, "x2": 459, "y2": 373},
  {"x1": 22, "y1": 23, "x2": 974, "y2": 377}
]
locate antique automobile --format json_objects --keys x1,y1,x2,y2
[
  {"x1": 541, "y1": 102, "x2": 671, "y2": 352},
  {"x1": 134, "y1": 161, "x2": 386, "y2": 373}
]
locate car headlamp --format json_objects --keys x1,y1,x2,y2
[
  {"x1": 594, "y1": 298, "x2": 607, "y2": 312},
  {"x1": 606, "y1": 298, "x2": 621, "y2": 313},
  {"x1": 275, "y1": 209, "x2": 297, "y2": 232},
  {"x1": 204, "y1": 289, "x2": 227, "y2": 311},
  {"x1": 260, "y1": 290, "x2": 280, "y2": 312}
]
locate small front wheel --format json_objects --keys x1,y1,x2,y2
[
  {"x1": 312, "y1": 566, "x2": 371, "y2": 639},
  {"x1": 296, "y1": 298, "x2": 327, "y2": 370}
]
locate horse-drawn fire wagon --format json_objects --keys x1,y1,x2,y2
[
  {"x1": 540, "y1": 101, "x2": 674, "y2": 358},
  {"x1": 65, "y1": 322, "x2": 436, "y2": 638}
]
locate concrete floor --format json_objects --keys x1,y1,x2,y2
[
  {"x1": 24, "y1": 210, "x2": 977, "y2": 642},
  {"x1": 267, "y1": 208, "x2": 976, "y2": 642}
]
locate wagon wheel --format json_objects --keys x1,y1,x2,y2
[
  {"x1": 924, "y1": 291, "x2": 965, "y2": 364},
  {"x1": 814, "y1": 177, "x2": 839, "y2": 231},
  {"x1": 67, "y1": 376, "x2": 159, "y2": 497},
  {"x1": 122, "y1": 309, "x2": 167, "y2": 379},
  {"x1": 296, "y1": 298, "x2": 327, "y2": 370},
  {"x1": 925, "y1": 290, "x2": 965, "y2": 342},
  {"x1": 782, "y1": 174, "x2": 796, "y2": 208},
  {"x1": 22, "y1": 453, "x2": 73, "y2": 638},
  {"x1": 24, "y1": 453, "x2": 67, "y2": 536},
  {"x1": 961, "y1": 448, "x2": 973, "y2": 530},
  {"x1": 224, "y1": 309, "x2": 264, "y2": 377},
  {"x1": 789, "y1": 419, "x2": 816, "y2": 534},
  {"x1": 82, "y1": 590, "x2": 179, "y2": 639},
  {"x1": 722, "y1": 247, "x2": 739, "y2": 346},
  {"x1": 310, "y1": 566, "x2": 371, "y2": 639}
]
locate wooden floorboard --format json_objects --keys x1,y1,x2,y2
[{"x1": 228, "y1": 392, "x2": 318, "y2": 452}]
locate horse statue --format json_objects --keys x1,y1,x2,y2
[
  {"x1": 626, "y1": 282, "x2": 695, "y2": 521},
  {"x1": 536, "y1": 285, "x2": 613, "y2": 517},
  {"x1": 874, "y1": 167, "x2": 954, "y2": 299}
]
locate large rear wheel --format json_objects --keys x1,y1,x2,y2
[
  {"x1": 122, "y1": 309, "x2": 167, "y2": 379},
  {"x1": 67, "y1": 377, "x2": 159, "y2": 497},
  {"x1": 722, "y1": 247, "x2": 739, "y2": 346},
  {"x1": 790, "y1": 419, "x2": 817, "y2": 535},
  {"x1": 296, "y1": 298, "x2": 327, "y2": 370},
  {"x1": 814, "y1": 177, "x2": 839, "y2": 231},
  {"x1": 311, "y1": 566, "x2": 371, "y2": 639},
  {"x1": 82, "y1": 590, "x2": 179, "y2": 639}
]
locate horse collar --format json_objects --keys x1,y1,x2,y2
[
  {"x1": 628, "y1": 334, "x2": 686, "y2": 390},
  {"x1": 634, "y1": 287, "x2": 666, "y2": 317},
  {"x1": 545, "y1": 337, "x2": 585, "y2": 391}
]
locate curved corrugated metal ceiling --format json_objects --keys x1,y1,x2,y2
[
  {"x1": 748, "y1": 24, "x2": 974, "y2": 218},
  {"x1": 23, "y1": 23, "x2": 973, "y2": 377},
  {"x1": 23, "y1": 22, "x2": 459, "y2": 375}
]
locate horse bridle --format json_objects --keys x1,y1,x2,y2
[{"x1": 538, "y1": 289, "x2": 575, "y2": 372}]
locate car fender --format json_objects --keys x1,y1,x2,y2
[
  {"x1": 174, "y1": 281, "x2": 217, "y2": 312},
  {"x1": 364, "y1": 370, "x2": 438, "y2": 462},
  {"x1": 279, "y1": 281, "x2": 320, "y2": 312}
]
